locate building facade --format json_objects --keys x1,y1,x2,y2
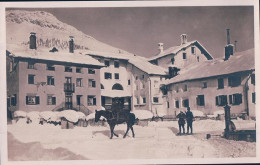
[
  {"x1": 7, "y1": 33, "x2": 104, "y2": 117},
  {"x1": 85, "y1": 51, "x2": 168, "y2": 116},
  {"x1": 163, "y1": 49, "x2": 255, "y2": 118},
  {"x1": 149, "y1": 34, "x2": 213, "y2": 72}
]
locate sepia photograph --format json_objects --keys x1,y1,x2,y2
[{"x1": 0, "y1": 0, "x2": 259, "y2": 164}]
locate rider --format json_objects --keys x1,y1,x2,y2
[{"x1": 110, "y1": 98, "x2": 124, "y2": 121}]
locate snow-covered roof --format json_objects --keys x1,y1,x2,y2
[
  {"x1": 164, "y1": 49, "x2": 255, "y2": 85},
  {"x1": 7, "y1": 44, "x2": 105, "y2": 67},
  {"x1": 84, "y1": 50, "x2": 168, "y2": 75},
  {"x1": 148, "y1": 40, "x2": 213, "y2": 61}
]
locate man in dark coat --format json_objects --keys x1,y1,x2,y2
[
  {"x1": 185, "y1": 107, "x2": 194, "y2": 134},
  {"x1": 176, "y1": 111, "x2": 186, "y2": 134}
]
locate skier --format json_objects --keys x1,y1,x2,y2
[
  {"x1": 185, "y1": 107, "x2": 194, "y2": 134},
  {"x1": 176, "y1": 111, "x2": 186, "y2": 134}
]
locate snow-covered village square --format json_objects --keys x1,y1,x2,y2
[{"x1": 2, "y1": 2, "x2": 258, "y2": 164}]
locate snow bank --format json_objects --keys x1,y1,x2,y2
[
  {"x1": 27, "y1": 111, "x2": 40, "y2": 123},
  {"x1": 213, "y1": 110, "x2": 224, "y2": 116},
  {"x1": 59, "y1": 110, "x2": 81, "y2": 123},
  {"x1": 85, "y1": 112, "x2": 105, "y2": 120},
  {"x1": 191, "y1": 110, "x2": 204, "y2": 117},
  {"x1": 14, "y1": 111, "x2": 27, "y2": 118},
  {"x1": 133, "y1": 110, "x2": 153, "y2": 120},
  {"x1": 77, "y1": 112, "x2": 86, "y2": 120},
  {"x1": 39, "y1": 111, "x2": 56, "y2": 121}
]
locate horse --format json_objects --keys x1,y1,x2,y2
[{"x1": 95, "y1": 110, "x2": 136, "y2": 139}]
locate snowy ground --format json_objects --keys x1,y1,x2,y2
[{"x1": 8, "y1": 119, "x2": 256, "y2": 160}]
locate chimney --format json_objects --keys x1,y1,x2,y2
[
  {"x1": 29, "y1": 32, "x2": 37, "y2": 49},
  {"x1": 226, "y1": 29, "x2": 230, "y2": 44},
  {"x1": 180, "y1": 34, "x2": 187, "y2": 45},
  {"x1": 158, "y1": 43, "x2": 164, "y2": 53},
  {"x1": 234, "y1": 40, "x2": 237, "y2": 52},
  {"x1": 224, "y1": 29, "x2": 234, "y2": 61},
  {"x1": 69, "y1": 36, "x2": 74, "y2": 53}
]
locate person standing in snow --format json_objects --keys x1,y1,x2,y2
[
  {"x1": 176, "y1": 111, "x2": 186, "y2": 134},
  {"x1": 185, "y1": 107, "x2": 194, "y2": 134}
]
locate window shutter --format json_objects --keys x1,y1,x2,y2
[
  {"x1": 196, "y1": 96, "x2": 199, "y2": 105},
  {"x1": 52, "y1": 78, "x2": 54, "y2": 85},
  {"x1": 52, "y1": 97, "x2": 56, "y2": 105},
  {"x1": 36, "y1": 96, "x2": 40, "y2": 104},
  {"x1": 215, "y1": 96, "x2": 219, "y2": 106},
  {"x1": 93, "y1": 98, "x2": 96, "y2": 105},
  {"x1": 224, "y1": 95, "x2": 227, "y2": 105},
  {"x1": 26, "y1": 96, "x2": 29, "y2": 105},
  {"x1": 14, "y1": 94, "x2": 17, "y2": 106}
]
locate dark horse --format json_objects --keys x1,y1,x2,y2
[{"x1": 95, "y1": 110, "x2": 136, "y2": 139}]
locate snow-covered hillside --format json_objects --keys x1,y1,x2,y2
[{"x1": 6, "y1": 10, "x2": 130, "y2": 54}]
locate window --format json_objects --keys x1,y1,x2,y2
[
  {"x1": 104, "y1": 72, "x2": 112, "y2": 79},
  {"x1": 252, "y1": 92, "x2": 256, "y2": 104},
  {"x1": 47, "y1": 76, "x2": 55, "y2": 86},
  {"x1": 26, "y1": 96, "x2": 40, "y2": 105},
  {"x1": 115, "y1": 73, "x2": 119, "y2": 79},
  {"x1": 175, "y1": 100, "x2": 179, "y2": 108},
  {"x1": 216, "y1": 95, "x2": 227, "y2": 106},
  {"x1": 76, "y1": 95, "x2": 82, "y2": 105},
  {"x1": 47, "y1": 95, "x2": 56, "y2": 105},
  {"x1": 28, "y1": 75, "x2": 35, "y2": 84},
  {"x1": 76, "y1": 78, "x2": 83, "y2": 87},
  {"x1": 104, "y1": 60, "x2": 110, "y2": 66},
  {"x1": 88, "y1": 68, "x2": 95, "y2": 74},
  {"x1": 196, "y1": 95, "x2": 205, "y2": 106},
  {"x1": 142, "y1": 75, "x2": 145, "y2": 79},
  {"x1": 101, "y1": 84, "x2": 104, "y2": 89},
  {"x1": 183, "y1": 85, "x2": 187, "y2": 92},
  {"x1": 183, "y1": 53, "x2": 187, "y2": 59},
  {"x1": 88, "y1": 79, "x2": 96, "y2": 88},
  {"x1": 136, "y1": 76, "x2": 138, "y2": 80},
  {"x1": 197, "y1": 56, "x2": 200, "y2": 62},
  {"x1": 112, "y1": 83, "x2": 123, "y2": 90},
  {"x1": 228, "y1": 75, "x2": 241, "y2": 87},
  {"x1": 202, "y1": 82, "x2": 207, "y2": 88},
  {"x1": 153, "y1": 97, "x2": 159, "y2": 103},
  {"x1": 114, "y1": 61, "x2": 119, "y2": 68},
  {"x1": 182, "y1": 99, "x2": 189, "y2": 108},
  {"x1": 47, "y1": 64, "x2": 55, "y2": 71},
  {"x1": 228, "y1": 93, "x2": 242, "y2": 105},
  {"x1": 191, "y1": 47, "x2": 196, "y2": 54},
  {"x1": 142, "y1": 83, "x2": 145, "y2": 89},
  {"x1": 128, "y1": 79, "x2": 131, "y2": 85},
  {"x1": 28, "y1": 62, "x2": 35, "y2": 69},
  {"x1": 251, "y1": 74, "x2": 255, "y2": 85},
  {"x1": 65, "y1": 66, "x2": 72, "y2": 72},
  {"x1": 143, "y1": 97, "x2": 146, "y2": 104},
  {"x1": 171, "y1": 57, "x2": 175, "y2": 64},
  {"x1": 11, "y1": 94, "x2": 17, "y2": 106},
  {"x1": 167, "y1": 101, "x2": 170, "y2": 108},
  {"x1": 76, "y1": 67, "x2": 82, "y2": 73},
  {"x1": 88, "y1": 96, "x2": 96, "y2": 106},
  {"x1": 218, "y1": 78, "x2": 224, "y2": 89}
]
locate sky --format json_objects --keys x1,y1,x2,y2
[{"x1": 15, "y1": 6, "x2": 254, "y2": 58}]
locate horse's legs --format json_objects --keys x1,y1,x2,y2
[
  {"x1": 130, "y1": 125, "x2": 135, "y2": 138},
  {"x1": 123, "y1": 125, "x2": 130, "y2": 138},
  {"x1": 113, "y1": 125, "x2": 119, "y2": 137},
  {"x1": 110, "y1": 124, "x2": 114, "y2": 139}
]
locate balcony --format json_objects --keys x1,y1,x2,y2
[{"x1": 64, "y1": 83, "x2": 75, "y2": 93}]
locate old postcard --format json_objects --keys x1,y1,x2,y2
[{"x1": 0, "y1": 0, "x2": 259, "y2": 164}]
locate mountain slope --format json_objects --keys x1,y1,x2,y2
[{"x1": 6, "y1": 10, "x2": 130, "y2": 54}]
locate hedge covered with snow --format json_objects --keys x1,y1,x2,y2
[{"x1": 132, "y1": 110, "x2": 153, "y2": 120}]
